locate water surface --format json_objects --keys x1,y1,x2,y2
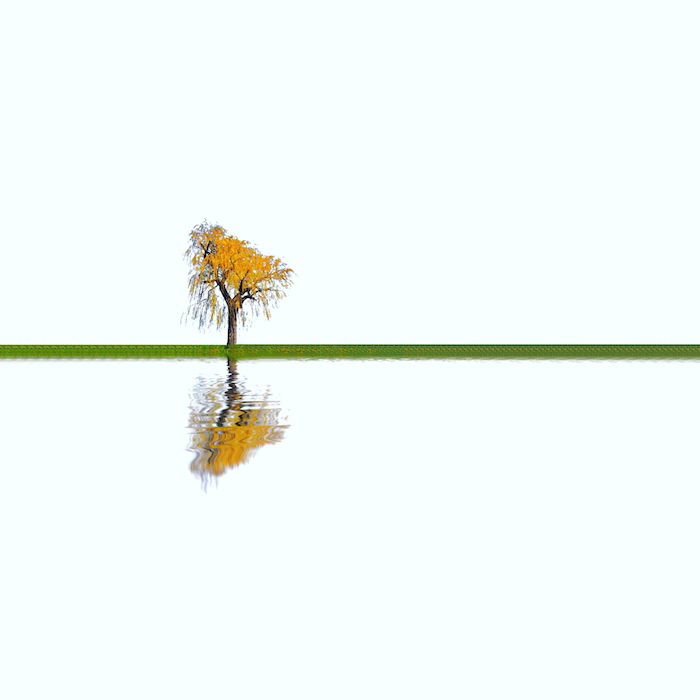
[{"x1": 1, "y1": 358, "x2": 699, "y2": 699}]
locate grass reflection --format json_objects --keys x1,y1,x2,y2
[{"x1": 188, "y1": 359, "x2": 289, "y2": 482}]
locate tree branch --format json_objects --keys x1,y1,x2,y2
[
  {"x1": 216, "y1": 279, "x2": 231, "y2": 303},
  {"x1": 237, "y1": 271, "x2": 252, "y2": 300}
]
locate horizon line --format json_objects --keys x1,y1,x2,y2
[{"x1": 3, "y1": 344, "x2": 700, "y2": 360}]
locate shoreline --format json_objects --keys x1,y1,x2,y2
[{"x1": 3, "y1": 344, "x2": 700, "y2": 360}]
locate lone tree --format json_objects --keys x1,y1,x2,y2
[{"x1": 184, "y1": 220, "x2": 294, "y2": 345}]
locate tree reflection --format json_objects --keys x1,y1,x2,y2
[{"x1": 188, "y1": 358, "x2": 289, "y2": 482}]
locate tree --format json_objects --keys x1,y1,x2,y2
[
  {"x1": 188, "y1": 359, "x2": 289, "y2": 482},
  {"x1": 184, "y1": 220, "x2": 294, "y2": 345}
]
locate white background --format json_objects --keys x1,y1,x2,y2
[
  {"x1": 2, "y1": 4, "x2": 700, "y2": 697},
  {"x1": 1, "y1": 0, "x2": 699, "y2": 344}
]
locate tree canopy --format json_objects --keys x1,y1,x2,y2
[{"x1": 184, "y1": 220, "x2": 294, "y2": 344}]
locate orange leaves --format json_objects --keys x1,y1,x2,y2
[{"x1": 184, "y1": 220, "x2": 294, "y2": 334}]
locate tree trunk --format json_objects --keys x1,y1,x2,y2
[{"x1": 227, "y1": 304, "x2": 238, "y2": 346}]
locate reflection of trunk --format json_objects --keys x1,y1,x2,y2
[
  {"x1": 217, "y1": 359, "x2": 245, "y2": 428},
  {"x1": 227, "y1": 304, "x2": 238, "y2": 346}
]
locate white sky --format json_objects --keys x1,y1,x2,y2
[{"x1": 1, "y1": 0, "x2": 699, "y2": 344}]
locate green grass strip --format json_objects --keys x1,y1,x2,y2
[{"x1": 3, "y1": 344, "x2": 700, "y2": 359}]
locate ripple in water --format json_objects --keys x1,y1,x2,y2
[{"x1": 187, "y1": 358, "x2": 289, "y2": 483}]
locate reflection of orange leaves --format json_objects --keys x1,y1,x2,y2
[
  {"x1": 190, "y1": 421, "x2": 287, "y2": 476},
  {"x1": 188, "y1": 370, "x2": 289, "y2": 480}
]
